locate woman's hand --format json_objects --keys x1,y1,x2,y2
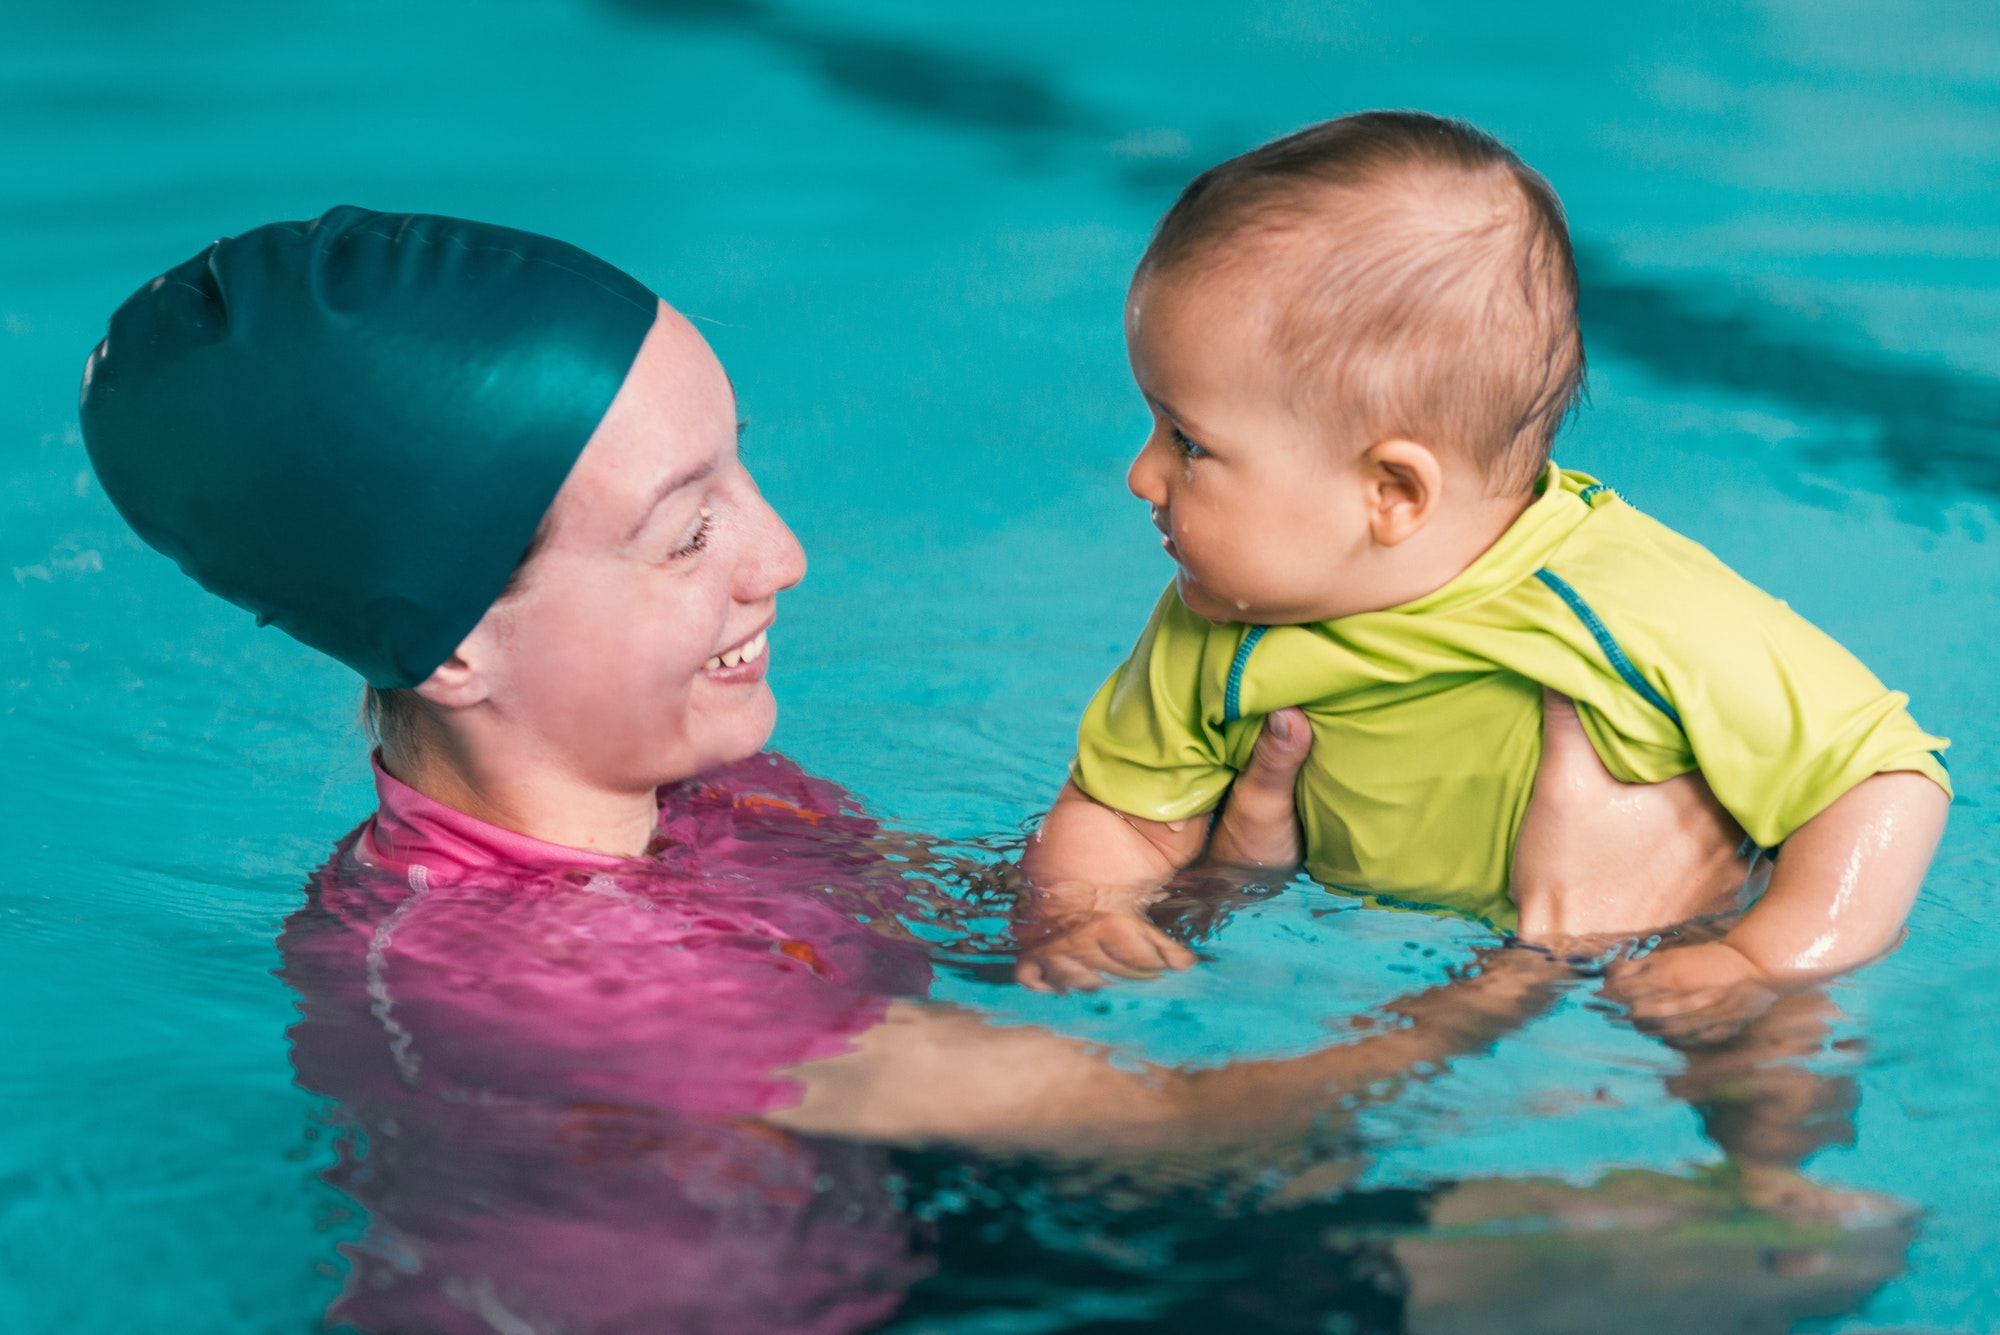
[
  {"x1": 1205, "y1": 708, "x2": 1314, "y2": 870},
  {"x1": 1512, "y1": 690, "x2": 1753, "y2": 948}
]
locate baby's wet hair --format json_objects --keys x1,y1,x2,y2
[{"x1": 1137, "y1": 110, "x2": 1585, "y2": 494}]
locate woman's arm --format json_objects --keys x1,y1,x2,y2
[{"x1": 772, "y1": 942, "x2": 1564, "y2": 1155}]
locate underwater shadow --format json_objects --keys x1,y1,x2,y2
[
  {"x1": 1575, "y1": 244, "x2": 2000, "y2": 499},
  {"x1": 598, "y1": 0, "x2": 2000, "y2": 504},
  {"x1": 598, "y1": 0, "x2": 1098, "y2": 133}
]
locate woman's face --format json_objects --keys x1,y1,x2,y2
[{"x1": 465, "y1": 302, "x2": 806, "y2": 794}]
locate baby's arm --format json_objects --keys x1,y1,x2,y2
[
  {"x1": 1610, "y1": 769, "x2": 1948, "y2": 1045},
  {"x1": 1018, "y1": 709, "x2": 1312, "y2": 993}
]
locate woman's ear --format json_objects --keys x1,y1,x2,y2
[
  {"x1": 410, "y1": 638, "x2": 494, "y2": 712},
  {"x1": 1362, "y1": 438, "x2": 1443, "y2": 547}
]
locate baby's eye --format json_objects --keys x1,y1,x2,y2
[
  {"x1": 667, "y1": 507, "x2": 713, "y2": 560},
  {"x1": 1170, "y1": 425, "x2": 1208, "y2": 460}
]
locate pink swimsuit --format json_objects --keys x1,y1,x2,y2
[{"x1": 282, "y1": 753, "x2": 935, "y2": 1334}]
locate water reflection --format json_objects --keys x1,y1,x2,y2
[
  {"x1": 891, "y1": 1158, "x2": 1910, "y2": 1335},
  {"x1": 283, "y1": 757, "x2": 1913, "y2": 1333}
]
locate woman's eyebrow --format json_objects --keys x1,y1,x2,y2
[{"x1": 625, "y1": 460, "x2": 716, "y2": 542}]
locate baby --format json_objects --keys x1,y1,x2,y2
[{"x1": 1020, "y1": 111, "x2": 1950, "y2": 1035}]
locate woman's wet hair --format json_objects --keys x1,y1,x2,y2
[
  {"x1": 1137, "y1": 110, "x2": 1585, "y2": 494},
  {"x1": 361, "y1": 513, "x2": 553, "y2": 755}
]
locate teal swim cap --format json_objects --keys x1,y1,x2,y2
[{"x1": 79, "y1": 206, "x2": 658, "y2": 688}]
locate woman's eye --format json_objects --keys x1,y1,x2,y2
[{"x1": 667, "y1": 508, "x2": 713, "y2": 560}]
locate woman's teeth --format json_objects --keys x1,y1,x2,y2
[{"x1": 705, "y1": 629, "x2": 768, "y2": 671}]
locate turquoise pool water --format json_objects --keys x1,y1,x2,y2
[{"x1": 5, "y1": 1, "x2": 1999, "y2": 1329}]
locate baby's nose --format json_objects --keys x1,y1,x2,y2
[{"x1": 1127, "y1": 442, "x2": 1169, "y2": 504}]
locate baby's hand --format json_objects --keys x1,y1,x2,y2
[
  {"x1": 1014, "y1": 910, "x2": 1196, "y2": 994},
  {"x1": 1605, "y1": 941, "x2": 1778, "y2": 1047}
]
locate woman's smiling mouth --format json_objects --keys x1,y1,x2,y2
[{"x1": 703, "y1": 627, "x2": 769, "y2": 678}]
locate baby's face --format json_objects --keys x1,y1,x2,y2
[{"x1": 1124, "y1": 269, "x2": 1389, "y2": 624}]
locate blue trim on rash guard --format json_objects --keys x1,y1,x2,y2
[
  {"x1": 1533, "y1": 569, "x2": 1683, "y2": 729},
  {"x1": 1223, "y1": 625, "x2": 1268, "y2": 724}
]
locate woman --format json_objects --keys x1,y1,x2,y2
[{"x1": 81, "y1": 208, "x2": 1760, "y2": 1330}]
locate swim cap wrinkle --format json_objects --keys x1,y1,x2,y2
[{"x1": 80, "y1": 206, "x2": 658, "y2": 687}]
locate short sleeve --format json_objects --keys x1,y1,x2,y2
[
  {"x1": 1680, "y1": 611, "x2": 1948, "y2": 846},
  {"x1": 1623, "y1": 546, "x2": 1951, "y2": 847},
  {"x1": 1071, "y1": 584, "x2": 1240, "y2": 822}
]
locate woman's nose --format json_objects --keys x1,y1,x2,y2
[{"x1": 736, "y1": 479, "x2": 807, "y2": 601}]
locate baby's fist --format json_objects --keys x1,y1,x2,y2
[
  {"x1": 1606, "y1": 941, "x2": 1777, "y2": 1047},
  {"x1": 1014, "y1": 911, "x2": 1196, "y2": 994}
]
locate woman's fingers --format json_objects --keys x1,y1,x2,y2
[
  {"x1": 1209, "y1": 708, "x2": 1312, "y2": 868},
  {"x1": 1512, "y1": 691, "x2": 1614, "y2": 941},
  {"x1": 1537, "y1": 688, "x2": 1606, "y2": 781},
  {"x1": 1515, "y1": 689, "x2": 1751, "y2": 942},
  {"x1": 1243, "y1": 707, "x2": 1313, "y2": 789}
]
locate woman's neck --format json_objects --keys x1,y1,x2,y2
[{"x1": 380, "y1": 727, "x2": 662, "y2": 859}]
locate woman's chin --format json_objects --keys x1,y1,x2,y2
[{"x1": 691, "y1": 684, "x2": 778, "y2": 770}]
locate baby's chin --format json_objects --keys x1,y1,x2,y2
[
  {"x1": 1177, "y1": 570, "x2": 1327, "y2": 626},
  {"x1": 1176, "y1": 570, "x2": 1263, "y2": 625}
]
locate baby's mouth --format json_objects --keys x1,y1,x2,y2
[{"x1": 703, "y1": 629, "x2": 768, "y2": 671}]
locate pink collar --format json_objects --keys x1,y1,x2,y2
[{"x1": 356, "y1": 754, "x2": 639, "y2": 883}]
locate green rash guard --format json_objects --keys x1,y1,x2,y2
[{"x1": 1071, "y1": 464, "x2": 1952, "y2": 930}]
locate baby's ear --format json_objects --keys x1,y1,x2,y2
[{"x1": 1362, "y1": 438, "x2": 1443, "y2": 546}]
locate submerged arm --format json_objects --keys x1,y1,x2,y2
[{"x1": 773, "y1": 943, "x2": 1564, "y2": 1155}]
